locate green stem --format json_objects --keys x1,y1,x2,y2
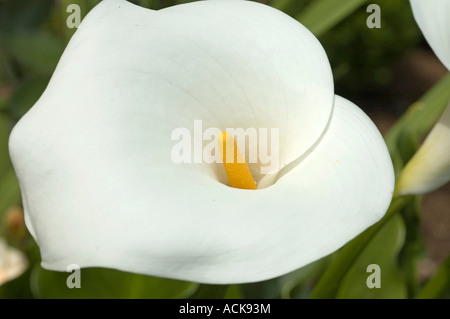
[{"x1": 295, "y1": 0, "x2": 368, "y2": 37}]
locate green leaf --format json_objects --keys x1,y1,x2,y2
[
  {"x1": 295, "y1": 0, "x2": 368, "y2": 37},
  {"x1": 309, "y1": 73, "x2": 450, "y2": 299},
  {"x1": 31, "y1": 266, "x2": 198, "y2": 299},
  {"x1": 318, "y1": 0, "x2": 421, "y2": 91},
  {"x1": 336, "y1": 215, "x2": 407, "y2": 299},
  {"x1": 385, "y1": 73, "x2": 450, "y2": 174},
  {"x1": 270, "y1": 0, "x2": 309, "y2": 17},
  {"x1": 5, "y1": 31, "x2": 65, "y2": 77},
  {"x1": 189, "y1": 284, "x2": 229, "y2": 299},
  {"x1": 270, "y1": 0, "x2": 294, "y2": 11},
  {"x1": 9, "y1": 76, "x2": 49, "y2": 121},
  {"x1": 0, "y1": 0, "x2": 54, "y2": 31}
]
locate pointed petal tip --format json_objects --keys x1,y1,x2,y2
[{"x1": 396, "y1": 103, "x2": 450, "y2": 196}]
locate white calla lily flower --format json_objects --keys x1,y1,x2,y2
[
  {"x1": 397, "y1": 0, "x2": 450, "y2": 195},
  {"x1": 8, "y1": 0, "x2": 394, "y2": 284},
  {"x1": 0, "y1": 239, "x2": 28, "y2": 286}
]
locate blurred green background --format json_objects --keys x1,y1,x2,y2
[{"x1": 0, "y1": 0, "x2": 449, "y2": 299}]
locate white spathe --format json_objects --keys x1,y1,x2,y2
[
  {"x1": 398, "y1": 1, "x2": 450, "y2": 195},
  {"x1": 410, "y1": 0, "x2": 450, "y2": 70},
  {"x1": 0, "y1": 239, "x2": 28, "y2": 286},
  {"x1": 8, "y1": 0, "x2": 394, "y2": 284}
]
